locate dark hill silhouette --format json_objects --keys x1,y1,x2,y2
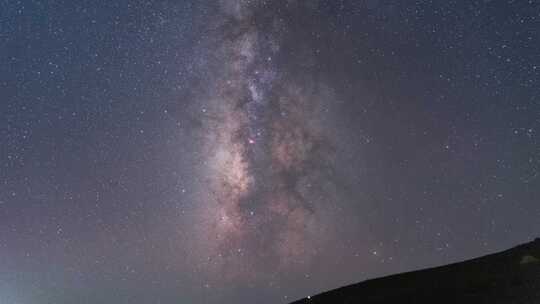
[{"x1": 291, "y1": 238, "x2": 540, "y2": 304}]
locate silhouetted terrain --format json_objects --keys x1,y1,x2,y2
[{"x1": 291, "y1": 239, "x2": 540, "y2": 303}]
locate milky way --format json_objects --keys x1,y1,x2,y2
[{"x1": 189, "y1": 0, "x2": 342, "y2": 281}]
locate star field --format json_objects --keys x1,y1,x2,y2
[{"x1": 1, "y1": 1, "x2": 540, "y2": 303}]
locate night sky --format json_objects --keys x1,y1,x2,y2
[{"x1": 1, "y1": 1, "x2": 540, "y2": 303}]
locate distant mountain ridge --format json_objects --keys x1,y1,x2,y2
[{"x1": 290, "y1": 238, "x2": 540, "y2": 304}]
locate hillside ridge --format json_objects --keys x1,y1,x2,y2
[{"x1": 290, "y1": 238, "x2": 540, "y2": 304}]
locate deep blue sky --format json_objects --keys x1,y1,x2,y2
[{"x1": 1, "y1": 1, "x2": 539, "y2": 303}]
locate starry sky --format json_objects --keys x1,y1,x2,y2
[{"x1": 1, "y1": 1, "x2": 539, "y2": 303}]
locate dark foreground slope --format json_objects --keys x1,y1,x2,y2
[{"x1": 291, "y1": 238, "x2": 540, "y2": 304}]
